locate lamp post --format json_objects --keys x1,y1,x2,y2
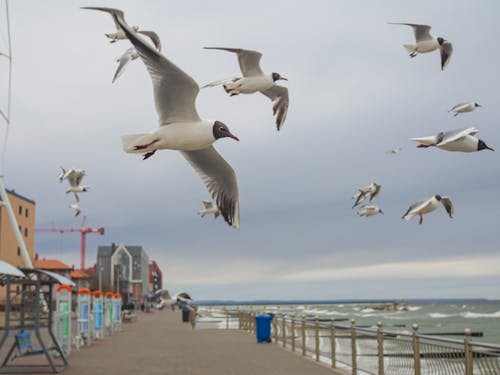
[{"x1": 98, "y1": 266, "x2": 104, "y2": 291}]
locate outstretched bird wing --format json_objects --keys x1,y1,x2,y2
[
  {"x1": 440, "y1": 41, "x2": 453, "y2": 71},
  {"x1": 204, "y1": 47, "x2": 264, "y2": 77},
  {"x1": 388, "y1": 23, "x2": 433, "y2": 42},
  {"x1": 84, "y1": 7, "x2": 201, "y2": 125},
  {"x1": 440, "y1": 197, "x2": 454, "y2": 218},
  {"x1": 181, "y1": 147, "x2": 240, "y2": 228},
  {"x1": 113, "y1": 48, "x2": 136, "y2": 83},
  {"x1": 402, "y1": 198, "x2": 431, "y2": 220},
  {"x1": 437, "y1": 127, "x2": 479, "y2": 147},
  {"x1": 260, "y1": 85, "x2": 289, "y2": 131}
]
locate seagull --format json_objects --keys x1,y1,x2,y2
[
  {"x1": 389, "y1": 23, "x2": 453, "y2": 70},
  {"x1": 64, "y1": 169, "x2": 89, "y2": 199},
  {"x1": 448, "y1": 102, "x2": 481, "y2": 116},
  {"x1": 155, "y1": 290, "x2": 193, "y2": 309},
  {"x1": 357, "y1": 205, "x2": 384, "y2": 217},
  {"x1": 112, "y1": 47, "x2": 139, "y2": 83},
  {"x1": 412, "y1": 127, "x2": 494, "y2": 152},
  {"x1": 69, "y1": 202, "x2": 81, "y2": 217},
  {"x1": 203, "y1": 47, "x2": 289, "y2": 130},
  {"x1": 352, "y1": 182, "x2": 381, "y2": 208},
  {"x1": 58, "y1": 167, "x2": 85, "y2": 183},
  {"x1": 386, "y1": 147, "x2": 402, "y2": 155},
  {"x1": 81, "y1": 6, "x2": 162, "y2": 50},
  {"x1": 198, "y1": 200, "x2": 221, "y2": 219},
  {"x1": 83, "y1": 7, "x2": 240, "y2": 228},
  {"x1": 402, "y1": 195, "x2": 453, "y2": 225}
]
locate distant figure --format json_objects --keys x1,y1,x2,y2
[
  {"x1": 141, "y1": 302, "x2": 145, "y2": 312},
  {"x1": 189, "y1": 305, "x2": 199, "y2": 329}
]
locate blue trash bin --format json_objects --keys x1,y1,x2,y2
[{"x1": 255, "y1": 315, "x2": 273, "y2": 343}]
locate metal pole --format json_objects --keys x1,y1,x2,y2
[
  {"x1": 81, "y1": 231, "x2": 86, "y2": 270},
  {"x1": 377, "y1": 321, "x2": 384, "y2": 375},
  {"x1": 351, "y1": 319, "x2": 357, "y2": 375},
  {"x1": 301, "y1": 318, "x2": 306, "y2": 356},
  {"x1": 412, "y1": 324, "x2": 421, "y2": 375},
  {"x1": 282, "y1": 315, "x2": 286, "y2": 348},
  {"x1": 291, "y1": 317, "x2": 295, "y2": 352},
  {"x1": 464, "y1": 328, "x2": 473, "y2": 375}
]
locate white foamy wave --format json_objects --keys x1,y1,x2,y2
[
  {"x1": 461, "y1": 311, "x2": 500, "y2": 319},
  {"x1": 407, "y1": 306, "x2": 422, "y2": 312},
  {"x1": 428, "y1": 313, "x2": 457, "y2": 318},
  {"x1": 361, "y1": 308, "x2": 376, "y2": 313}
]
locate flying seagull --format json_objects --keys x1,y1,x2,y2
[
  {"x1": 64, "y1": 169, "x2": 90, "y2": 200},
  {"x1": 81, "y1": 6, "x2": 161, "y2": 50},
  {"x1": 357, "y1": 205, "x2": 384, "y2": 217},
  {"x1": 112, "y1": 47, "x2": 139, "y2": 83},
  {"x1": 402, "y1": 195, "x2": 453, "y2": 225},
  {"x1": 386, "y1": 147, "x2": 402, "y2": 155},
  {"x1": 198, "y1": 200, "x2": 221, "y2": 219},
  {"x1": 389, "y1": 23, "x2": 453, "y2": 70},
  {"x1": 352, "y1": 182, "x2": 381, "y2": 208},
  {"x1": 83, "y1": 7, "x2": 240, "y2": 228},
  {"x1": 69, "y1": 202, "x2": 81, "y2": 217},
  {"x1": 155, "y1": 289, "x2": 193, "y2": 309},
  {"x1": 203, "y1": 47, "x2": 289, "y2": 131},
  {"x1": 412, "y1": 127, "x2": 494, "y2": 152},
  {"x1": 58, "y1": 167, "x2": 85, "y2": 183},
  {"x1": 448, "y1": 102, "x2": 481, "y2": 116}
]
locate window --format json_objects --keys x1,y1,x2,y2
[
  {"x1": 18, "y1": 205, "x2": 22, "y2": 215},
  {"x1": 24, "y1": 228, "x2": 28, "y2": 237},
  {"x1": 17, "y1": 247, "x2": 20, "y2": 256},
  {"x1": 25, "y1": 208, "x2": 29, "y2": 217}
]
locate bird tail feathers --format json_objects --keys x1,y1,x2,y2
[
  {"x1": 403, "y1": 44, "x2": 416, "y2": 54},
  {"x1": 121, "y1": 133, "x2": 156, "y2": 154}
]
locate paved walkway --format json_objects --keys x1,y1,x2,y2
[{"x1": 61, "y1": 310, "x2": 347, "y2": 375}]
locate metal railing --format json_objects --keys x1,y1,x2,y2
[{"x1": 236, "y1": 312, "x2": 500, "y2": 375}]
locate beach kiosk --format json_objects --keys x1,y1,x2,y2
[
  {"x1": 92, "y1": 291, "x2": 104, "y2": 340},
  {"x1": 55, "y1": 285, "x2": 72, "y2": 355},
  {"x1": 104, "y1": 292, "x2": 114, "y2": 335},
  {"x1": 76, "y1": 288, "x2": 91, "y2": 348},
  {"x1": 112, "y1": 293, "x2": 123, "y2": 332}
]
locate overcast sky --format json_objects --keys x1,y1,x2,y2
[{"x1": 1, "y1": 0, "x2": 499, "y2": 300}]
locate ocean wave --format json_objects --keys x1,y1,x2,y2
[
  {"x1": 407, "y1": 306, "x2": 422, "y2": 312},
  {"x1": 428, "y1": 313, "x2": 457, "y2": 318},
  {"x1": 462, "y1": 311, "x2": 500, "y2": 318}
]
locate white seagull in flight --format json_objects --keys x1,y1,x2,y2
[
  {"x1": 83, "y1": 7, "x2": 240, "y2": 228},
  {"x1": 203, "y1": 47, "x2": 289, "y2": 131}
]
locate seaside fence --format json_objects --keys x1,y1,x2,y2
[{"x1": 235, "y1": 311, "x2": 500, "y2": 375}]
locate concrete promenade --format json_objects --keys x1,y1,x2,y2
[{"x1": 62, "y1": 310, "x2": 347, "y2": 375}]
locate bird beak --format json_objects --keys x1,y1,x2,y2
[
  {"x1": 477, "y1": 104, "x2": 482, "y2": 107},
  {"x1": 228, "y1": 133, "x2": 239, "y2": 142},
  {"x1": 380, "y1": 210, "x2": 384, "y2": 215},
  {"x1": 279, "y1": 76, "x2": 288, "y2": 81},
  {"x1": 487, "y1": 146, "x2": 495, "y2": 151}
]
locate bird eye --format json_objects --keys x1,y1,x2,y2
[{"x1": 219, "y1": 127, "x2": 225, "y2": 132}]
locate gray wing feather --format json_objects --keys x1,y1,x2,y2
[
  {"x1": 112, "y1": 48, "x2": 135, "y2": 83},
  {"x1": 181, "y1": 147, "x2": 240, "y2": 228},
  {"x1": 260, "y1": 85, "x2": 289, "y2": 131},
  {"x1": 402, "y1": 198, "x2": 431, "y2": 219},
  {"x1": 204, "y1": 47, "x2": 263, "y2": 77},
  {"x1": 138, "y1": 30, "x2": 162, "y2": 51},
  {"x1": 81, "y1": 6, "x2": 124, "y2": 31},
  {"x1": 440, "y1": 197, "x2": 454, "y2": 218},
  {"x1": 389, "y1": 23, "x2": 433, "y2": 42},
  {"x1": 438, "y1": 127, "x2": 478, "y2": 146},
  {"x1": 90, "y1": 7, "x2": 201, "y2": 124},
  {"x1": 440, "y1": 41, "x2": 453, "y2": 70}
]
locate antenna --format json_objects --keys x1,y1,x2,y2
[{"x1": 0, "y1": 0, "x2": 33, "y2": 268}]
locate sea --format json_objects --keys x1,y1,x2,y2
[{"x1": 197, "y1": 299, "x2": 500, "y2": 344}]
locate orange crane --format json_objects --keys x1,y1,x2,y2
[{"x1": 35, "y1": 216, "x2": 104, "y2": 270}]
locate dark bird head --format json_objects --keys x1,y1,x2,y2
[
  {"x1": 213, "y1": 121, "x2": 239, "y2": 141},
  {"x1": 474, "y1": 102, "x2": 482, "y2": 108},
  {"x1": 379, "y1": 209, "x2": 384, "y2": 215},
  {"x1": 435, "y1": 194, "x2": 442, "y2": 201},
  {"x1": 477, "y1": 139, "x2": 494, "y2": 151},
  {"x1": 437, "y1": 37, "x2": 446, "y2": 46},
  {"x1": 272, "y1": 72, "x2": 288, "y2": 82}
]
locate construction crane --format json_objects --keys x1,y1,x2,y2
[{"x1": 35, "y1": 216, "x2": 105, "y2": 270}]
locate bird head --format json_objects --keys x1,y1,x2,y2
[
  {"x1": 477, "y1": 139, "x2": 494, "y2": 151},
  {"x1": 474, "y1": 102, "x2": 482, "y2": 108},
  {"x1": 213, "y1": 121, "x2": 239, "y2": 142},
  {"x1": 437, "y1": 37, "x2": 446, "y2": 46},
  {"x1": 272, "y1": 72, "x2": 288, "y2": 82},
  {"x1": 435, "y1": 194, "x2": 442, "y2": 201}
]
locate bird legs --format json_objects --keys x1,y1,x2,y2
[
  {"x1": 134, "y1": 139, "x2": 159, "y2": 160},
  {"x1": 419, "y1": 214, "x2": 423, "y2": 225},
  {"x1": 409, "y1": 52, "x2": 417, "y2": 58}
]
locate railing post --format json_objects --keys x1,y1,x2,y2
[
  {"x1": 291, "y1": 317, "x2": 296, "y2": 352},
  {"x1": 251, "y1": 312, "x2": 255, "y2": 334},
  {"x1": 238, "y1": 311, "x2": 241, "y2": 330},
  {"x1": 330, "y1": 321, "x2": 336, "y2": 368},
  {"x1": 315, "y1": 319, "x2": 320, "y2": 362},
  {"x1": 282, "y1": 315, "x2": 286, "y2": 348},
  {"x1": 351, "y1": 319, "x2": 357, "y2": 375},
  {"x1": 464, "y1": 328, "x2": 473, "y2": 375},
  {"x1": 273, "y1": 316, "x2": 278, "y2": 343},
  {"x1": 301, "y1": 318, "x2": 306, "y2": 356},
  {"x1": 412, "y1": 324, "x2": 421, "y2": 375},
  {"x1": 377, "y1": 321, "x2": 384, "y2": 375},
  {"x1": 224, "y1": 307, "x2": 228, "y2": 330}
]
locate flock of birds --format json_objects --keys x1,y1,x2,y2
[
  {"x1": 58, "y1": 167, "x2": 90, "y2": 217},
  {"x1": 71, "y1": 7, "x2": 493, "y2": 228}
]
